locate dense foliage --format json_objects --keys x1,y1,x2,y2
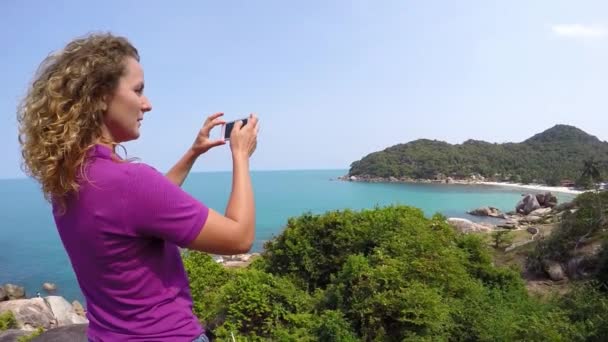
[
  {"x1": 0, "y1": 311, "x2": 17, "y2": 330},
  {"x1": 348, "y1": 125, "x2": 608, "y2": 185},
  {"x1": 527, "y1": 191, "x2": 608, "y2": 276},
  {"x1": 183, "y1": 205, "x2": 608, "y2": 341}
]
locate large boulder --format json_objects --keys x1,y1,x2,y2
[
  {"x1": 447, "y1": 218, "x2": 492, "y2": 233},
  {"x1": 42, "y1": 283, "x2": 57, "y2": 293},
  {"x1": 3, "y1": 284, "x2": 25, "y2": 300},
  {"x1": 0, "y1": 329, "x2": 30, "y2": 342},
  {"x1": 71, "y1": 301, "x2": 85, "y2": 317},
  {"x1": 44, "y1": 296, "x2": 88, "y2": 326},
  {"x1": 0, "y1": 298, "x2": 56, "y2": 330},
  {"x1": 0, "y1": 287, "x2": 6, "y2": 302},
  {"x1": 516, "y1": 194, "x2": 541, "y2": 215},
  {"x1": 31, "y1": 324, "x2": 88, "y2": 342},
  {"x1": 543, "y1": 261, "x2": 566, "y2": 281},
  {"x1": 467, "y1": 206, "x2": 503, "y2": 218},
  {"x1": 528, "y1": 207, "x2": 552, "y2": 217},
  {"x1": 534, "y1": 192, "x2": 558, "y2": 207},
  {"x1": 521, "y1": 215, "x2": 543, "y2": 223}
]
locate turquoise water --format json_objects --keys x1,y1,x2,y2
[{"x1": 0, "y1": 169, "x2": 574, "y2": 303}]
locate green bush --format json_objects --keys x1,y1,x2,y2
[
  {"x1": 557, "y1": 282, "x2": 608, "y2": 341},
  {"x1": 0, "y1": 311, "x2": 17, "y2": 330},
  {"x1": 527, "y1": 191, "x2": 608, "y2": 275},
  {"x1": 183, "y1": 205, "x2": 589, "y2": 340}
]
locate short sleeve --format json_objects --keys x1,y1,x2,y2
[{"x1": 125, "y1": 163, "x2": 209, "y2": 247}]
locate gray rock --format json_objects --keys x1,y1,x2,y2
[
  {"x1": 44, "y1": 296, "x2": 88, "y2": 326},
  {"x1": 349, "y1": 176, "x2": 357, "y2": 181},
  {"x1": 71, "y1": 301, "x2": 85, "y2": 317},
  {"x1": 3, "y1": 284, "x2": 25, "y2": 300},
  {"x1": 543, "y1": 261, "x2": 566, "y2": 281},
  {"x1": 529, "y1": 208, "x2": 552, "y2": 217},
  {"x1": 42, "y1": 283, "x2": 57, "y2": 293},
  {"x1": 0, "y1": 287, "x2": 6, "y2": 301},
  {"x1": 526, "y1": 227, "x2": 539, "y2": 235},
  {"x1": 0, "y1": 329, "x2": 30, "y2": 342},
  {"x1": 447, "y1": 218, "x2": 492, "y2": 233},
  {"x1": 31, "y1": 324, "x2": 88, "y2": 342},
  {"x1": 497, "y1": 223, "x2": 517, "y2": 229},
  {"x1": 555, "y1": 201, "x2": 575, "y2": 212},
  {"x1": 522, "y1": 215, "x2": 543, "y2": 223},
  {"x1": 468, "y1": 206, "x2": 503, "y2": 217},
  {"x1": 0, "y1": 298, "x2": 56, "y2": 330},
  {"x1": 516, "y1": 194, "x2": 541, "y2": 215}
]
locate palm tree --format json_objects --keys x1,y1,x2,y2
[{"x1": 581, "y1": 159, "x2": 601, "y2": 183}]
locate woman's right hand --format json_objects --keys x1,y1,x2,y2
[{"x1": 229, "y1": 114, "x2": 259, "y2": 159}]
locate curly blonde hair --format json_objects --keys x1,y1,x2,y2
[{"x1": 17, "y1": 33, "x2": 139, "y2": 212}]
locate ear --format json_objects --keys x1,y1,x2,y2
[{"x1": 100, "y1": 95, "x2": 108, "y2": 111}]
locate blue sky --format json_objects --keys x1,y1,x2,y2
[{"x1": 1, "y1": 1, "x2": 607, "y2": 179}]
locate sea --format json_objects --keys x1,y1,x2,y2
[{"x1": 0, "y1": 169, "x2": 575, "y2": 304}]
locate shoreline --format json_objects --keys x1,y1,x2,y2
[
  {"x1": 476, "y1": 181, "x2": 584, "y2": 195},
  {"x1": 339, "y1": 175, "x2": 585, "y2": 195}
]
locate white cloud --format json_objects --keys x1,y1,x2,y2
[{"x1": 552, "y1": 24, "x2": 608, "y2": 39}]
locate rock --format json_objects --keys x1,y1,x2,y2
[
  {"x1": 71, "y1": 301, "x2": 85, "y2": 317},
  {"x1": 497, "y1": 223, "x2": 517, "y2": 229},
  {"x1": 446, "y1": 218, "x2": 492, "y2": 233},
  {"x1": 0, "y1": 298, "x2": 56, "y2": 330},
  {"x1": 44, "y1": 296, "x2": 88, "y2": 326},
  {"x1": 535, "y1": 193, "x2": 546, "y2": 206},
  {"x1": 544, "y1": 192, "x2": 558, "y2": 207},
  {"x1": 3, "y1": 284, "x2": 26, "y2": 300},
  {"x1": 516, "y1": 194, "x2": 541, "y2": 215},
  {"x1": 527, "y1": 227, "x2": 539, "y2": 235},
  {"x1": 522, "y1": 215, "x2": 543, "y2": 223},
  {"x1": 389, "y1": 176, "x2": 398, "y2": 182},
  {"x1": 528, "y1": 208, "x2": 552, "y2": 217},
  {"x1": 0, "y1": 287, "x2": 6, "y2": 302},
  {"x1": 30, "y1": 323, "x2": 88, "y2": 342},
  {"x1": 349, "y1": 176, "x2": 357, "y2": 181},
  {"x1": 566, "y1": 257, "x2": 586, "y2": 280},
  {"x1": 468, "y1": 206, "x2": 503, "y2": 218},
  {"x1": 0, "y1": 329, "x2": 30, "y2": 342},
  {"x1": 446, "y1": 177, "x2": 454, "y2": 184},
  {"x1": 42, "y1": 283, "x2": 57, "y2": 293},
  {"x1": 555, "y1": 201, "x2": 575, "y2": 212},
  {"x1": 543, "y1": 261, "x2": 566, "y2": 281}
]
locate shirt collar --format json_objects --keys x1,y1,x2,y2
[{"x1": 87, "y1": 144, "x2": 115, "y2": 160}]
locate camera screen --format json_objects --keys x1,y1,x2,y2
[{"x1": 224, "y1": 118, "x2": 248, "y2": 139}]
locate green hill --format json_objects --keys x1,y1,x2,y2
[{"x1": 348, "y1": 125, "x2": 608, "y2": 185}]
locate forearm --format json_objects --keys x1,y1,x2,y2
[
  {"x1": 166, "y1": 149, "x2": 199, "y2": 187},
  {"x1": 225, "y1": 154, "x2": 255, "y2": 247}
]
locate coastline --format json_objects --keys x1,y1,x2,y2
[
  {"x1": 477, "y1": 181, "x2": 584, "y2": 195},
  {"x1": 339, "y1": 175, "x2": 585, "y2": 195}
]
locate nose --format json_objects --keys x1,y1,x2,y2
[{"x1": 142, "y1": 95, "x2": 152, "y2": 112}]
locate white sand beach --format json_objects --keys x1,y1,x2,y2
[{"x1": 478, "y1": 181, "x2": 585, "y2": 195}]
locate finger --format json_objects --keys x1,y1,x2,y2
[
  {"x1": 209, "y1": 112, "x2": 224, "y2": 121},
  {"x1": 230, "y1": 120, "x2": 244, "y2": 139},
  {"x1": 204, "y1": 112, "x2": 224, "y2": 125},
  {"x1": 246, "y1": 114, "x2": 258, "y2": 132},
  {"x1": 209, "y1": 118, "x2": 226, "y2": 127},
  {"x1": 201, "y1": 118, "x2": 226, "y2": 135},
  {"x1": 210, "y1": 139, "x2": 226, "y2": 147}
]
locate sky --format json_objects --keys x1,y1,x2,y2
[{"x1": 1, "y1": 1, "x2": 607, "y2": 179}]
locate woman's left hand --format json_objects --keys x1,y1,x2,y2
[{"x1": 191, "y1": 112, "x2": 226, "y2": 156}]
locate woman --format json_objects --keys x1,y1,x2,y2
[{"x1": 18, "y1": 33, "x2": 258, "y2": 341}]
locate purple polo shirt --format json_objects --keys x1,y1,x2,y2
[{"x1": 53, "y1": 145, "x2": 208, "y2": 341}]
